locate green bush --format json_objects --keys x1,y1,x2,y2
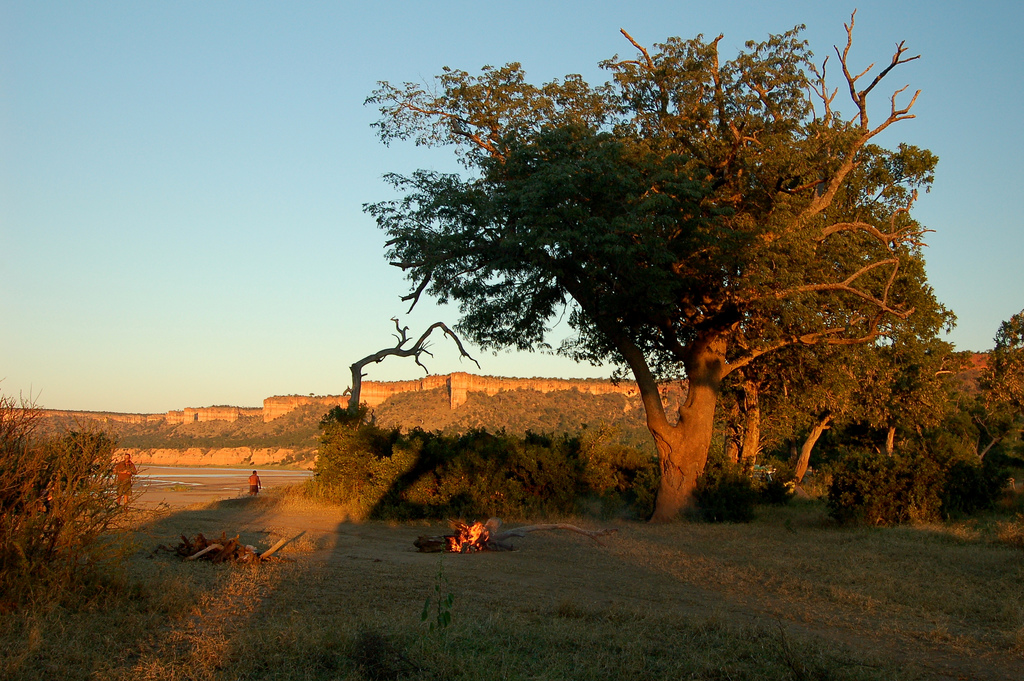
[
  {"x1": 827, "y1": 449, "x2": 944, "y2": 525},
  {"x1": 311, "y1": 412, "x2": 657, "y2": 520},
  {"x1": 1, "y1": 395, "x2": 127, "y2": 607},
  {"x1": 693, "y1": 460, "x2": 759, "y2": 523},
  {"x1": 940, "y1": 459, "x2": 1009, "y2": 518}
]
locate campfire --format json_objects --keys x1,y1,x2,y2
[
  {"x1": 446, "y1": 521, "x2": 491, "y2": 553},
  {"x1": 415, "y1": 517, "x2": 616, "y2": 553}
]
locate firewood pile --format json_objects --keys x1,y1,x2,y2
[
  {"x1": 159, "y1": 532, "x2": 295, "y2": 563},
  {"x1": 414, "y1": 517, "x2": 617, "y2": 553}
]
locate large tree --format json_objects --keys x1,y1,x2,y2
[
  {"x1": 367, "y1": 15, "x2": 939, "y2": 520},
  {"x1": 976, "y1": 310, "x2": 1024, "y2": 458}
]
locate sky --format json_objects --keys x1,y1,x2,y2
[{"x1": 2, "y1": 1, "x2": 1022, "y2": 413}]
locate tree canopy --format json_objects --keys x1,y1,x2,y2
[{"x1": 366, "y1": 15, "x2": 943, "y2": 520}]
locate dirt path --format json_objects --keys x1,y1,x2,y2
[{"x1": 140, "y1": 497, "x2": 1024, "y2": 681}]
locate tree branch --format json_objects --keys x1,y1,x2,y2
[
  {"x1": 348, "y1": 320, "x2": 481, "y2": 412},
  {"x1": 797, "y1": 12, "x2": 920, "y2": 223}
]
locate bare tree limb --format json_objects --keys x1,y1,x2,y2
[
  {"x1": 619, "y1": 28, "x2": 655, "y2": 70},
  {"x1": 797, "y1": 12, "x2": 920, "y2": 223},
  {"x1": 348, "y1": 320, "x2": 481, "y2": 412}
]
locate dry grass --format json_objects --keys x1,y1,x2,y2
[{"x1": 2, "y1": 492, "x2": 1023, "y2": 680}]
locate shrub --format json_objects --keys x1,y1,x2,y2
[
  {"x1": 752, "y1": 459, "x2": 796, "y2": 506},
  {"x1": 311, "y1": 412, "x2": 657, "y2": 520},
  {"x1": 827, "y1": 449, "x2": 944, "y2": 525},
  {"x1": 0, "y1": 395, "x2": 127, "y2": 607},
  {"x1": 694, "y1": 460, "x2": 758, "y2": 523},
  {"x1": 940, "y1": 459, "x2": 1009, "y2": 518}
]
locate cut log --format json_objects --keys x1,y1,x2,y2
[
  {"x1": 258, "y1": 531, "x2": 304, "y2": 561},
  {"x1": 211, "y1": 538, "x2": 239, "y2": 563},
  {"x1": 492, "y1": 523, "x2": 618, "y2": 545},
  {"x1": 413, "y1": 536, "x2": 446, "y2": 553},
  {"x1": 414, "y1": 517, "x2": 618, "y2": 553},
  {"x1": 186, "y1": 544, "x2": 223, "y2": 561}
]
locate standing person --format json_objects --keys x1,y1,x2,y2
[
  {"x1": 113, "y1": 452, "x2": 137, "y2": 506},
  {"x1": 249, "y1": 470, "x2": 261, "y2": 496}
]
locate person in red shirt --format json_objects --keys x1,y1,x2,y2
[
  {"x1": 113, "y1": 452, "x2": 138, "y2": 505},
  {"x1": 248, "y1": 470, "x2": 261, "y2": 496}
]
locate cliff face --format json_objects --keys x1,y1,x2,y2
[
  {"x1": 166, "y1": 406, "x2": 263, "y2": 424},
  {"x1": 357, "y1": 372, "x2": 665, "y2": 411},
  {"x1": 39, "y1": 410, "x2": 164, "y2": 425},
  {"x1": 42, "y1": 373, "x2": 684, "y2": 425},
  {"x1": 262, "y1": 395, "x2": 346, "y2": 422}
]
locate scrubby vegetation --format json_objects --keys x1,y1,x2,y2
[
  {"x1": 0, "y1": 394, "x2": 131, "y2": 609},
  {"x1": 309, "y1": 406, "x2": 658, "y2": 520},
  {"x1": 374, "y1": 387, "x2": 660, "y2": 452}
]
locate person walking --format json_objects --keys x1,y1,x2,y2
[
  {"x1": 248, "y1": 470, "x2": 262, "y2": 496},
  {"x1": 113, "y1": 452, "x2": 138, "y2": 506}
]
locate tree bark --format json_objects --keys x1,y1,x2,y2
[
  {"x1": 978, "y1": 436, "x2": 1001, "y2": 461},
  {"x1": 739, "y1": 378, "x2": 760, "y2": 466},
  {"x1": 646, "y1": 336, "x2": 727, "y2": 522},
  {"x1": 885, "y1": 425, "x2": 896, "y2": 455},
  {"x1": 794, "y1": 415, "x2": 831, "y2": 483}
]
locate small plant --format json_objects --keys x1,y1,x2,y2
[{"x1": 420, "y1": 553, "x2": 455, "y2": 632}]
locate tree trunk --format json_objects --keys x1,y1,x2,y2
[
  {"x1": 885, "y1": 426, "x2": 896, "y2": 456},
  {"x1": 739, "y1": 379, "x2": 760, "y2": 466},
  {"x1": 794, "y1": 415, "x2": 831, "y2": 484},
  {"x1": 723, "y1": 398, "x2": 741, "y2": 464},
  {"x1": 978, "y1": 436, "x2": 1001, "y2": 461},
  {"x1": 348, "y1": 363, "x2": 364, "y2": 412},
  {"x1": 647, "y1": 337, "x2": 727, "y2": 522},
  {"x1": 725, "y1": 436, "x2": 740, "y2": 465}
]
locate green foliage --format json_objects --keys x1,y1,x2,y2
[
  {"x1": 755, "y1": 471, "x2": 797, "y2": 506},
  {"x1": 827, "y1": 450, "x2": 945, "y2": 525},
  {"x1": 311, "y1": 417, "x2": 658, "y2": 520},
  {"x1": 374, "y1": 387, "x2": 661, "y2": 454},
  {"x1": 0, "y1": 395, "x2": 128, "y2": 606},
  {"x1": 693, "y1": 459, "x2": 759, "y2": 523},
  {"x1": 421, "y1": 554, "x2": 455, "y2": 633},
  {"x1": 939, "y1": 459, "x2": 1009, "y2": 518},
  {"x1": 985, "y1": 310, "x2": 1024, "y2": 413},
  {"x1": 77, "y1": 403, "x2": 325, "y2": 452},
  {"x1": 368, "y1": 23, "x2": 941, "y2": 517}
]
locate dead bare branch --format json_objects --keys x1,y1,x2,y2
[{"x1": 348, "y1": 320, "x2": 481, "y2": 412}]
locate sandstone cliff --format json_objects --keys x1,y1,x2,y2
[{"x1": 43, "y1": 373, "x2": 680, "y2": 426}]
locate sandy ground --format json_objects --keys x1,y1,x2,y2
[
  {"x1": 132, "y1": 465, "x2": 312, "y2": 508},
  {"x1": 136, "y1": 494, "x2": 1024, "y2": 681}
]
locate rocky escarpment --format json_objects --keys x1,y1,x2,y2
[
  {"x1": 43, "y1": 373, "x2": 679, "y2": 426},
  {"x1": 41, "y1": 373, "x2": 687, "y2": 468}
]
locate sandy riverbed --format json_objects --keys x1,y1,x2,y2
[{"x1": 132, "y1": 465, "x2": 313, "y2": 508}]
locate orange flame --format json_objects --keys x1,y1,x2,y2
[{"x1": 445, "y1": 521, "x2": 490, "y2": 553}]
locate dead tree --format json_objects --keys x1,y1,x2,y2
[{"x1": 348, "y1": 319, "x2": 480, "y2": 413}]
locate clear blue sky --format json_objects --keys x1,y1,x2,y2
[{"x1": 2, "y1": 1, "x2": 1022, "y2": 412}]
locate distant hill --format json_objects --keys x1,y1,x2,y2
[
  {"x1": 373, "y1": 386, "x2": 658, "y2": 452},
  {"x1": 38, "y1": 385, "x2": 668, "y2": 461}
]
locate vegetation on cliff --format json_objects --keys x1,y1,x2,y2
[{"x1": 41, "y1": 403, "x2": 326, "y2": 454}]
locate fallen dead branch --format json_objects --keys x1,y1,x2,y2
[
  {"x1": 414, "y1": 517, "x2": 617, "y2": 553},
  {"x1": 157, "y1": 531, "x2": 303, "y2": 564}
]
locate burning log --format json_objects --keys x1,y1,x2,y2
[{"x1": 415, "y1": 517, "x2": 617, "y2": 553}]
